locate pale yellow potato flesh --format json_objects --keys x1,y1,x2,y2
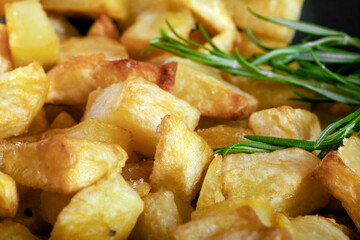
[
  {"x1": 130, "y1": 190, "x2": 183, "y2": 240},
  {"x1": 169, "y1": 206, "x2": 292, "y2": 240},
  {"x1": 83, "y1": 78, "x2": 200, "y2": 156},
  {"x1": 5, "y1": 0, "x2": 59, "y2": 68},
  {"x1": 120, "y1": 6, "x2": 194, "y2": 60},
  {"x1": 3, "y1": 134, "x2": 127, "y2": 194},
  {"x1": 165, "y1": 57, "x2": 259, "y2": 120},
  {"x1": 222, "y1": 148, "x2": 329, "y2": 216},
  {"x1": 0, "y1": 171, "x2": 18, "y2": 218},
  {"x1": 0, "y1": 62, "x2": 49, "y2": 139},
  {"x1": 59, "y1": 36, "x2": 128, "y2": 63},
  {"x1": 50, "y1": 173, "x2": 144, "y2": 240},
  {"x1": 151, "y1": 115, "x2": 213, "y2": 203},
  {"x1": 275, "y1": 212, "x2": 349, "y2": 240},
  {"x1": 248, "y1": 105, "x2": 322, "y2": 140}
]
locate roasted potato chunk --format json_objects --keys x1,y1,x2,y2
[
  {"x1": 3, "y1": 134, "x2": 127, "y2": 194},
  {"x1": 50, "y1": 173, "x2": 144, "y2": 240},
  {"x1": 130, "y1": 190, "x2": 183, "y2": 240},
  {"x1": 0, "y1": 24, "x2": 13, "y2": 74},
  {"x1": 0, "y1": 62, "x2": 49, "y2": 139},
  {"x1": 222, "y1": 148, "x2": 329, "y2": 216},
  {"x1": 196, "y1": 124, "x2": 253, "y2": 149},
  {"x1": 313, "y1": 136, "x2": 360, "y2": 231},
  {"x1": 196, "y1": 154, "x2": 225, "y2": 208},
  {"x1": 91, "y1": 58, "x2": 177, "y2": 92},
  {"x1": 5, "y1": 0, "x2": 59, "y2": 68},
  {"x1": 225, "y1": 0, "x2": 304, "y2": 43},
  {"x1": 59, "y1": 36, "x2": 128, "y2": 63},
  {"x1": 192, "y1": 196, "x2": 274, "y2": 227},
  {"x1": 120, "y1": 6, "x2": 194, "y2": 60},
  {"x1": 42, "y1": 0, "x2": 128, "y2": 20},
  {"x1": 165, "y1": 57, "x2": 259, "y2": 119},
  {"x1": 0, "y1": 171, "x2": 18, "y2": 218},
  {"x1": 169, "y1": 206, "x2": 292, "y2": 240},
  {"x1": 83, "y1": 78, "x2": 200, "y2": 156},
  {"x1": 0, "y1": 219, "x2": 39, "y2": 240},
  {"x1": 87, "y1": 14, "x2": 120, "y2": 39},
  {"x1": 223, "y1": 74, "x2": 314, "y2": 110},
  {"x1": 151, "y1": 115, "x2": 213, "y2": 202},
  {"x1": 43, "y1": 119, "x2": 133, "y2": 157},
  {"x1": 181, "y1": 0, "x2": 235, "y2": 34},
  {"x1": 275, "y1": 212, "x2": 349, "y2": 240},
  {"x1": 46, "y1": 54, "x2": 105, "y2": 105},
  {"x1": 248, "y1": 106, "x2": 321, "y2": 140}
]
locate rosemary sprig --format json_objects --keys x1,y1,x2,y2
[
  {"x1": 149, "y1": 14, "x2": 360, "y2": 105},
  {"x1": 214, "y1": 108, "x2": 360, "y2": 158},
  {"x1": 149, "y1": 11, "x2": 360, "y2": 158}
]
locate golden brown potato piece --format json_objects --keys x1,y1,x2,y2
[
  {"x1": 169, "y1": 206, "x2": 292, "y2": 240},
  {"x1": 50, "y1": 173, "x2": 144, "y2": 240},
  {"x1": 49, "y1": 111, "x2": 77, "y2": 129},
  {"x1": 120, "y1": 6, "x2": 194, "y2": 60},
  {"x1": 40, "y1": 191, "x2": 73, "y2": 225},
  {"x1": 196, "y1": 124, "x2": 253, "y2": 149},
  {"x1": 130, "y1": 190, "x2": 183, "y2": 240},
  {"x1": 222, "y1": 148, "x2": 329, "y2": 217},
  {"x1": 192, "y1": 196, "x2": 274, "y2": 227},
  {"x1": 0, "y1": 24, "x2": 13, "y2": 74},
  {"x1": 5, "y1": 1, "x2": 59, "y2": 68},
  {"x1": 196, "y1": 154, "x2": 225, "y2": 208},
  {"x1": 165, "y1": 57, "x2": 259, "y2": 120},
  {"x1": 47, "y1": 12, "x2": 81, "y2": 40},
  {"x1": 313, "y1": 136, "x2": 360, "y2": 231},
  {"x1": 0, "y1": 62, "x2": 49, "y2": 139},
  {"x1": 151, "y1": 115, "x2": 213, "y2": 203},
  {"x1": 87, "y1": 13, "x2": 120, "y2": 39},
  {"x1": 0, "y1": 219, "x2": 40, "y2": 240},
  {"x1": 224, "y1": 0, "x2": 304, "y2": 43},
  {"x1": 248, "y1": 106, "x2": 321, "y2": 140},
  {"x1": 42, "y1": 119, "x2": 133, "y2": 157},
  {"x1": 59, "y1": 36, "x2": 128, "y2": 63},
  {"x1": 181, "y1": 0, "x2": 235, "y2": 34},
  {"x1": 46, "y1": 54, "x2": 105, "y2": 105},
  {"x1": 3, "y1": 134, "x2": 127, "y2": 194},
  {"x1": 275, "y1": 212, "x2": 349, "y2": 240},
  {"x1": 83, "y1": 78, "x2": 200, "y2": 156},
  {"x1": 42, "y1": 0, "x2": 128, "y2": 20},
  {"x1": 223, "y1": 73, "x2": 314, "y2": 110},
  {"x1": 0, "y1": 171, "x2": 18, "y2": 218},
  {"x1": 91, "y1": 58, "x2": 177, "y2": 92}
]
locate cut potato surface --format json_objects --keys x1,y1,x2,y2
[{"x1": 0, "y1": 62, "x2": 49, "y2": 139}]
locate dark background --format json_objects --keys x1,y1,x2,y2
[{"x1": 294, "y1": 0, "x2": 360, "y2": 43}]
